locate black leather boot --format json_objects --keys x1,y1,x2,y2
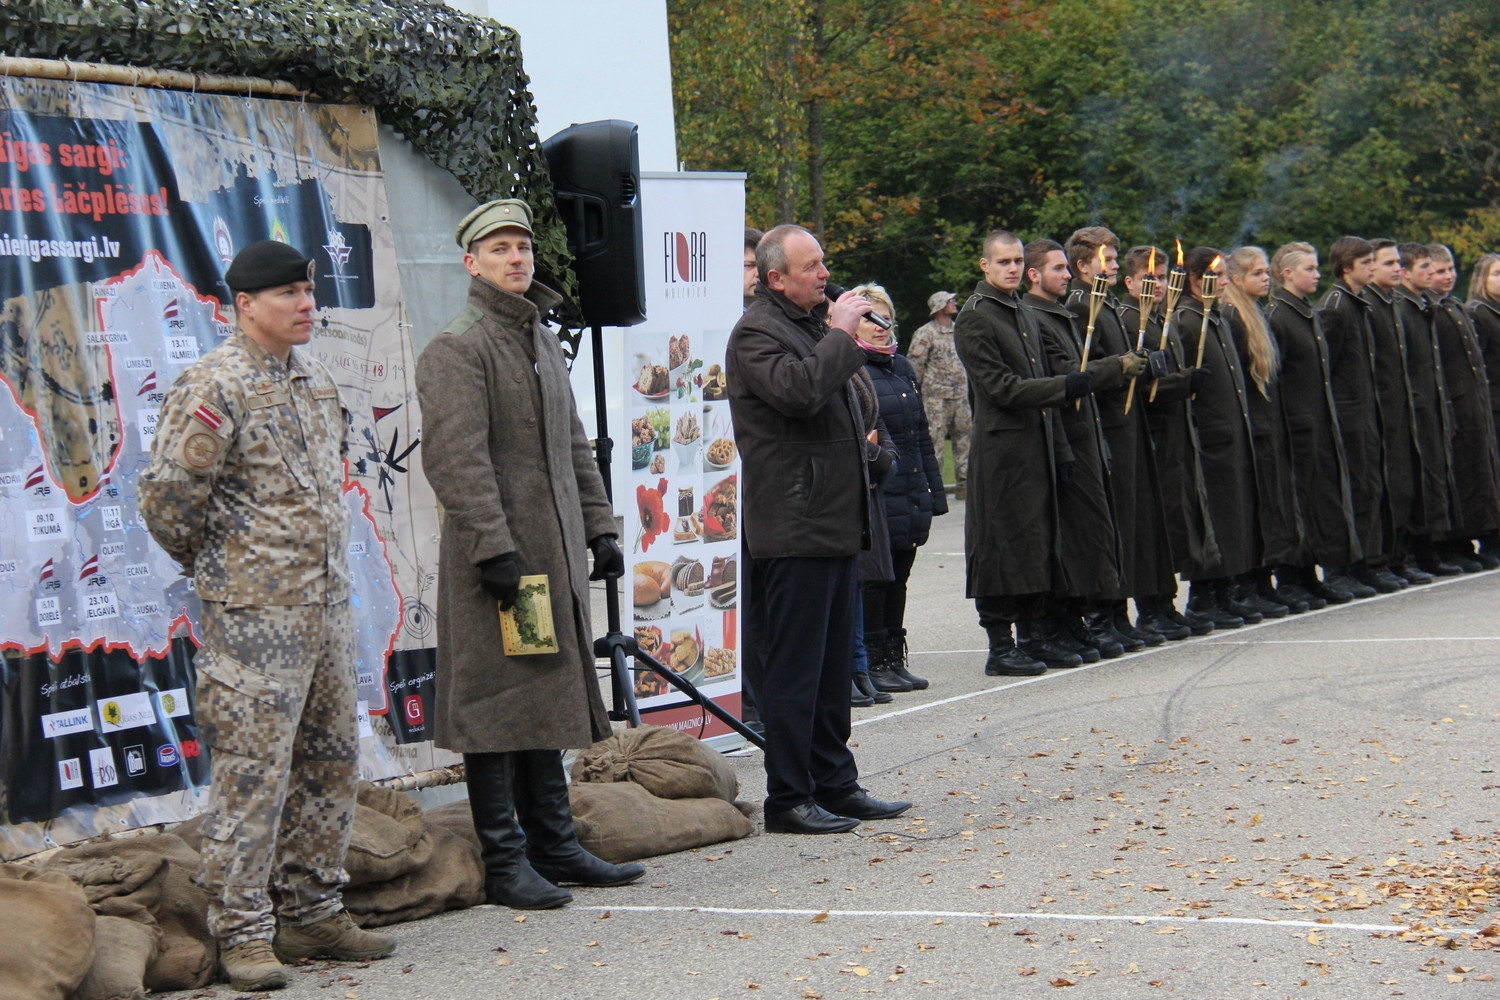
[
  {"x1": 1273, "y1": 567, "x2": 1322, "y2": 611},
  {"x1": 853, "y1": 671, "x2": 891, "y2": 705},
  {"x1": 463, "y1": 752, "x2": 572, "y2": 909},
  {"x1": 982, "y1": 625, "x2": 1046, "y2": 676},
  {"x1": 515, "y1": 749, "x2": 646, "y2": 889},
  {"x1": 885, "y1": 628, "x2": 929, "y2": 690},
  {"x1": 1237, "y1": 572, "x2": 1290, "y2": 618},
  {"x1": 865, "y1": 630, "x2": 914, "y2": 693},
  {"x1": 850, "y1": 677, "x2": 875, "y2": 707},
  {"x1": 1114, "y1": 600, "x2": 1164, "y2": 646},
  {"x1": 1135, "y1": 595, "x2": 1192, "y2": 640},
  {"x1": 1218, "y1": 578, "x2": 1265, "y2": 623},
  {"x1": 1304, "y1": 567, "x2": 1354, "y2": 604},
  {"x1": 1053, "y1": 613, "x2": 1106, "y2": 661},
  {"x1": 1186, "y1": 580, "x2": 1244, "y2": 629},
  {"x1": 1017, "y1": 618, "x2": 1084, "y2": 668},
  {"x1": 1076, "y1": 609, "x2": 1128, "y2": 657}
]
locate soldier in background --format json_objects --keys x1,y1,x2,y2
[
  {"x1": 140, "y1": 241, "x2": 395, "y2": 992},
  {"x1": 908, "y1": 289, "x2": 971, "y2": 499}
]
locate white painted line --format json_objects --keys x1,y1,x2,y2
[{"x1": 571, "y1": 904, "x2": 1429, "y2": 935}]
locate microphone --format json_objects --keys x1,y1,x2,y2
[{"x1": 824, "y1": 281, "x2": 893, "y2": 330}]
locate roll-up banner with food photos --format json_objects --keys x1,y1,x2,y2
[{"x1": 621, "y1": 172, "x2": 745, "y2": 748}]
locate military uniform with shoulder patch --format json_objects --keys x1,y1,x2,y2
[{"x1": 139, "y1": 244, "x2": 371, "y2": 974}]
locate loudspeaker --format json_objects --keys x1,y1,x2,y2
[{"x1": 543, "y1": 120, "x2": 646, "y2": 327}]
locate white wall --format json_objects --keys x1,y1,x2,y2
[{"x1": 445, "y1": 0, "x2": 678, "y2": 170}]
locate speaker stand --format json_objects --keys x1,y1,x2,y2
[{"x1": 584, "y1": 322, "x2": 764, "y2": 749}]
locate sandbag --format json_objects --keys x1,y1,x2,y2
[
  {"x1": 69, "y1": 916, "x2": 159, "y2": 1000},
  {"x1": 38, "y1": 834, "x2": 215, "y2": 993},
  {"x1": 342, "y1": 826, "x2": 484, "y2": 927},
  {"x1": 347, "y1": 782, "x2": 432, "y2": 885},
  {"x1": 571, "y1": 725, "x2": 738, "y2": 802},
  {"x1": 568, "y1": 781, "x2": 753, "y2": 863},
  {"x1": 0, "y1": 864, "x2": 97, "y2": 1000}
]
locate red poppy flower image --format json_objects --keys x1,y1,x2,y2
[{"x1": 636, "y1": 478, "x2": 669, "y2": 552}]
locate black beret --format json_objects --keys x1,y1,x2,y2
[{"x1": 225, "y1": 240, "x2": 316, "y2": 293}]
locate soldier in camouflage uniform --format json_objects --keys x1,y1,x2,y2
[
  {"x1": 907, "y1": 291, "x2": 971, "y2": 499},
  {"x1": 140, "y1": 241, "x2": 394, "y2": 992}
]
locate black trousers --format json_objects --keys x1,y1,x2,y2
[
  {"x1": 746, "y1": 553, "x2": 860, "y2": 812},
  {"x1": 862, "y1": 546, "x2": 919, "y2": 636},
  {"x1": 973, "y1": 592, "x2": 1048, "y2": 628}
]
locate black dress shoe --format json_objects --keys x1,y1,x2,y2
[
  {"x1": 850, "y1": 679, "x2": 874, "y2": 708},
  {"x1": 983, "y1": 645, "x2": 1047, "y2": 676},
  {"x1": 763, "y1": 802, "x2": 860, "y2": 835},
  {"x1": 816, "y1": 788, "x2": 912, "y2": 820},
  {"x1": 1475, "y1": 549, "x2": 1500, "y2": 570}
]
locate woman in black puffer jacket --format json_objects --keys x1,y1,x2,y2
[{"x1": 853, "y1": 284, "x2": 949, "y2": 692}]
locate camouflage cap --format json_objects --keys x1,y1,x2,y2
[
  {"x1": 927, "y1": 290, "x2": 957, "y2": 314},
  {"x1": 456, "y1": 198, "x2": 534, "y2": 248},
  {"x1": 225, "y1": 240, "x2": 316, "y2": 293}
]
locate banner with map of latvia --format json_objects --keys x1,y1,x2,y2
[{"x1": 0, "y1": 77, "x2": 447, "y2": 857}]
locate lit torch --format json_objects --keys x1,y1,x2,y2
[
  {"x1": 1122, "y1": 246, "x2": 1158, "y2": 416},
  {"x1": 1076, "y1": 245, "x2": 1110, "y2": 409},
  {"x1": 1148, "y1": 239, "x2": 1188, "y2": 403},
  {"x1": 1192, "y1": 254, "x2": 1223, "y2": 382}
]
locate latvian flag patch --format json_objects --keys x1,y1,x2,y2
[{"x1": 192, "y1": 402, "x2": 225, "y2": 431}]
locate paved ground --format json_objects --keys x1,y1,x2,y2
[{"x1": 172, "y1": 504, "x2": 1500, "y2": 999}]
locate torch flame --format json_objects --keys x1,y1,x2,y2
[
  {"x1": 1174, "y1": 239, "x2": 1184, "y2": 266},
  {"x1": 1097, "y1": 245, "x2": 1107, "y2": 268},
  {"x1": 1148, "y1": 246, "x2": 1157, "y2": 272},
  {"x1": 1209, "y1": 254, "x2": 1223, "y2": 273}
]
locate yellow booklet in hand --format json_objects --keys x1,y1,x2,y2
[{"x1": 499, "y1": 575, "x2": 560, "y2": 656}]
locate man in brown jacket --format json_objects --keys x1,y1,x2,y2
[{"x1": 416, "y1": 199, "x2": 644, "y2": 909}]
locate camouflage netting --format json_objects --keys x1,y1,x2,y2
[{"x1": 0, "y1": 0, "x2": 581, "y2": 322}]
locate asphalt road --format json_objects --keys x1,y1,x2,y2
[{"x1": 170, "y1": 503, "x2": 1500, "y2": 999}]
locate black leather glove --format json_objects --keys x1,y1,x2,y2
[
  {"x1": 1146, "y1": 350, "x2": 1170, "y2": 379},
  {"x1": 478, "y1": 553, "x2": 521, "y2": 610},
  {"x1": 1190, "y1": 366, "x2": 1212, "y2": 395},
  {"x1": 588, "y1": 535, "x2": 625, "y2": 581},
  {"x1": 1056, "y1": 461, "x2": 1076, "y2": 486},
  {"x1": 1064, "y1": 370, "x2": 1093, "y2": 400}
]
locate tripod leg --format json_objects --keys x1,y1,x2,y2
[{"x1": 615, "y1": 643, "x2": 642, "y2": 727}]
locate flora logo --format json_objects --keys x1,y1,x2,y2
[{"x1": 662, "y1": 230, "x2": 707, "y2": 284}]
